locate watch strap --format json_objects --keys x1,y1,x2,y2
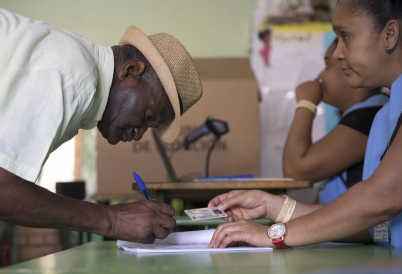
[{"x1": 272, "y1": 237, "x2": 290, "y2": 249}]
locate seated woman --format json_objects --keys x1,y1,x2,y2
[
  {"x1": 208, "y1": 0, "x2": 402, "y2": 249},
  {"x1": 283, "y1": 38, "x2": 388, "y2": 204},
  {"x1": 206, "y1": 39, "x2": 388, "y2": 248}
]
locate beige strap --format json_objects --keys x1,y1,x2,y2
[
  {"x1": 275, "y1": 195, "x2": 297, "y2": 223},
  {"x1": 296, "y1": 99, "x2": 317, "y2": 115}
]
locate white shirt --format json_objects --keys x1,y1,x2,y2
[{"x1": 0, "y1": 8, "x2": 114, "y2": 182}]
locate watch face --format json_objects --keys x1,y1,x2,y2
[{"x1": 268, "y1": 223, "x2": 286, "y2": 239}]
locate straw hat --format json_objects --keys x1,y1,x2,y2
[{"x1": 119, "y1": 26, "x2": 203, "y2": 143}]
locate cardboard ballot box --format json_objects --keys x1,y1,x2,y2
[{"x1": 96, "y1": 58, "x2": 260, "y2": 197}]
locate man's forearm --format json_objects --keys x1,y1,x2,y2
[{"x1": 0, "y1": 172, "x2": 111, "y2": 236}]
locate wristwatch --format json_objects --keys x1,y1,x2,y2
[{"x1": 267, "y1": 223, "x2": 290, "y2": 249}]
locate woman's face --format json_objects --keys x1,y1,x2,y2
[
  {"x1": 318, "y1": 43, "x2": 351, "y2": 107},
  {"x1": 332, "y1": 1, "x2": 387, "y2": 89}
]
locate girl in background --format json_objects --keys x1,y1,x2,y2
[
  {"x1": 283, "y1": 38, "x2": 388, "y2": 205},
  {"x1": 258, "y1": 24, "x2": 272, "y2": 67}
]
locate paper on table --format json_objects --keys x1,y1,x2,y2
[{"x1": 117, "y1": 229, "x2": 273, "y2": 253}]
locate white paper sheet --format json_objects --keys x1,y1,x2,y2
[{"x1": 117, "y1": 229, "x2": 273, "y2": 253}]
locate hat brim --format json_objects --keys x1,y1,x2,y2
[{"x1": 119, "y1": 27, "x2": 181, "y2": 143}]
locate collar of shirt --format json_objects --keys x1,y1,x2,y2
[
  {"x1": 80, "y1": 45, "x2": 114, "y2": 130},
  {"x1": 342, "y1": 93, "x2": 389, "y2": 117}
]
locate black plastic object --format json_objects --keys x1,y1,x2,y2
[{"x1": 183, "y1": 116, "x2": 229, "y2": 149}]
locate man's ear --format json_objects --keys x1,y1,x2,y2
[
  {"x1": 117, "y1": 60, "x2": 145, "y2": 81},
  {"x1": 384, "y1": 19, "x2": 400, "y2": 52}
]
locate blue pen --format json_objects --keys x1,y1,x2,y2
[{"x1": 133, "y1": 172, "x2": 151, "y2": 200}]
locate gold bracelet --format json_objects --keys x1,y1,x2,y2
[
  {"x1": 296, "y1": 99, "x2": 317, "y2": 115},
  {"x1": 275, "y1": 196, "x2": 289, "y2": 223},
  {"x1": 275, "y1": 195, "x2": 297, "y2": 223},
  {"x1": 281, "y1": 197, "x2": 296, "y2": 223}
]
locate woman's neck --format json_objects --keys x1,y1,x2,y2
[{"x1": 338, "y1": 90, "x2": 381, "y2": 112}]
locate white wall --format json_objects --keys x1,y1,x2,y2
[{"x1": 0, "y1": 0, "x2": 257, "y2": 57}]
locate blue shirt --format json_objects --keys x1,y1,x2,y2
[
  {"x1": 364, "y1": 74, "x2": 402, "y2": 248},
  {"x1": 319, "y1": 94, "x2": 389, "y2": 204}
]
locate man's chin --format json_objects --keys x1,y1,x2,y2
[
  {"x1": 107, "y1": 138, "x2": 120, "y2": 145},
  {"x1": 97, "y1": 128, "x2": 120, "y2": 145},
  {"x1": 102, "y1": 134, "x2": 120, "y2": 145}
]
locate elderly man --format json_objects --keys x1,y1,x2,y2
[{"x1": 0, "y1": 8, "x2": 202, "y2": 243}]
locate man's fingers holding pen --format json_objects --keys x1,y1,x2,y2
[
  {"x1": 141, "y1": 200, "x2": 176, "y2": 227},
  {"x1": 158, "y1": 213, "x2": 176, "y2": 233},
  {"x1": 153, "y1": 224, "x2": 171, "y2": 239},
  {"x1": 142, "y1": 200, "x2": 175, "y2": 233},
  {"x1": 157, "y1": 201, "x2": 176, "y2": 216},
  {"x1": 107, "y1": 200, "x2": 176, "y2": 243}
]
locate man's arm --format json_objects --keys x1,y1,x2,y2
[
  {"x1": 284, "y1": 125, "x2": 402, "y2": 246},
  {"x1": 0, "y1": 167, "x2": 175, "y2": 243}
]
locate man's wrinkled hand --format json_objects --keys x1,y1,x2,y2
[{"x1": 107, "y1": 200, "x2": 175, "y2": 243}]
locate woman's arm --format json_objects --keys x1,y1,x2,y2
[
  {"x1": 283, "y1": 81, "x2": 368, "y2": 182},
  {"x1": 283, "y1": 124, "x2": 402, "y2": 246},
  {"x1": 208, "y1": 189, "x2": 374, "y2": 247},
  {"x1": 209, "y1": 190, "x2": 324, "y2": 222},
  {"x1": 283, "y1": 121, "x2": 368, "y2": 182}
]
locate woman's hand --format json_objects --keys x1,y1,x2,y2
[
  {"x1": 208, "y1": 190, "x2": 282, "y2": 222},
  {"x1": 208, "y1": 220, "x2": 271, "y2": 248},
  {"x1": 295, "y1": 79, "x2": 322, "y2": 105}
]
